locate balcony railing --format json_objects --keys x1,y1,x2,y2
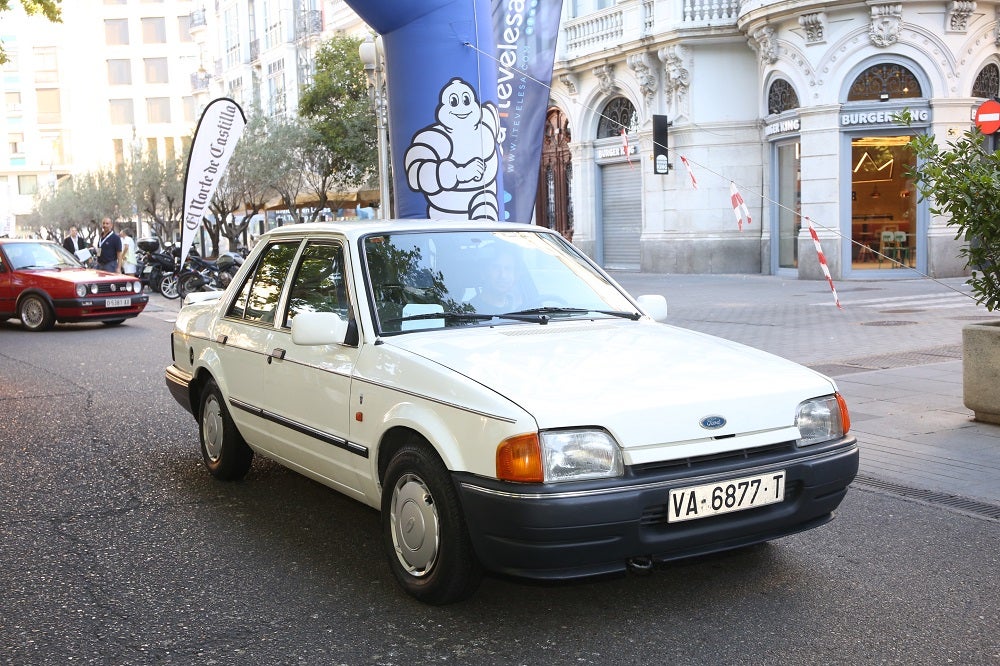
[
  {"x1": 190, "y1": 71, "x2": 210, "y2": 92},
  {"x1": 295, "y1": 9, "x2": 322, "y2": 39},
  {"x1": 189, "y1": 9, "x2": 206, "y2": 29},
  {"x1": 562, "y1": 0, "x2": 741, "y2": 60}
]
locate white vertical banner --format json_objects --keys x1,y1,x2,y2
[{"x1": 180, "y1": 98, "x2": 246, "y2": 268}]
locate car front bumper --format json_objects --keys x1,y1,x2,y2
[
  {"x1": 455, "y1": 437, "x2": 858, "y2": 580},
  {"x1": 52, "y1": 294, "x2": 149, "y2": 322}
]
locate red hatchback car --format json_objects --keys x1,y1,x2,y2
[{"x1": 0, "y1": 238, "x2": 148, "y2": 331}]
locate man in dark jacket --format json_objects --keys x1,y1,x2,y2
[{"x1": 63, "y1": 226, "x2": 87, "y2": 254}]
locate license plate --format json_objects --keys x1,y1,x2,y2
[
  {"x1": 667, "y1": 470, "x2": 786, "y2": 523},
  {"x1": 106, "y1": 297, "x2": 131, "y2": 308}
]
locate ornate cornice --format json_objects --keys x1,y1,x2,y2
[
  {"x1": 869, "y1": 3, "x2": 903, "y2": 48},
  {"x1": 948, "y1": 1, "x2": 976, "y2": 32},
  {"x1": 752, "y1": 25, "x2": 778, "y2": 64},
  {"x1": 627, "y1": 52, "x2": 658, "y2": 108},
  {"x1": 593, "y1": 64, "x2": 616, "y2": 96},
  {"x1": 798, "y1": 12, "x2": 826, "y2": 44}
]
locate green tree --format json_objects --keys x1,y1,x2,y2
[
  {"x1": 298, "y1": 35, "x2": 378, "y2": 192},
  {"x1": 0, "y1": 1, "x2": 62, "y2": 65},
  {"x1": 906, "y1": 121, "x2": 1000, "y2": 311},
  {"x1": 204, "y1": 115, "x2": 274, "y2": 252},
  {"x1": 130, "y1": 151, "x2": 184, "y2": 241}
]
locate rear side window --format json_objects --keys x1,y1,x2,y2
[{"x1": 227, "y1": 241, "x2": 299, "y2": 323}]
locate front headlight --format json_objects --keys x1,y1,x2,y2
[
  {"x1": 796, "y1": 393, "x2": 850, "y2": 446},
  {"x1": 496, "y1": 429, "x2": 623, "y2": 483},
  {"x1": 75, "y1": 284, "x2": 87, "y2": 297}
]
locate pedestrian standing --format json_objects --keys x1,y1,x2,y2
[
  {"x1": 120, "y1": 228, "x2": 138, "y2": 276},
  {"x1": 94, "y1": 217, "x2": 122, "y2": 273},
  {"x1": 63, "y1": 226, "x2": 87, "y2": 254}
]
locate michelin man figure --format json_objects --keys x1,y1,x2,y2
[{"x1": 404, "y1": 78, "x2": 503, "y2": 220}]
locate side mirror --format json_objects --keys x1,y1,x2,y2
[
  {"x1": 291, "y1": 311, "x2": 349, "y2": 345},
  {"x1": 636, "y1": 294, "x2": 668, "y2": 322}
]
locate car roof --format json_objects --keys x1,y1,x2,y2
[
  {"x1": 0, "y1": 238, "x2": 57, "y2": 244},
  {"x1": 260, "y1": 219, "x2": 552, "y2": 243}
]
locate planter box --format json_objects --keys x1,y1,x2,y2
[{"x1": 963, "y1": 321, "x2": 1000, "y2": 424}]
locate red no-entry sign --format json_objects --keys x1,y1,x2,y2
[{"x1": 974, "y1": 99, "x2": 1000, "y2": 134}]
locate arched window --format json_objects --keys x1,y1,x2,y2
[
  {"x1": 847, "y1": 63, "x2": 922, "y2": 101},
  {"x1": 767, "y1": 79, "x2": 799, "y2": 115},
  {"x1": 972, "y1": 63, "x2": 1000, "y2": 99},
  {"x1": 597, "y1": 97, "x2": 638, "y2": 138}
]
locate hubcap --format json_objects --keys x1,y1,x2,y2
[
  {"x1": 389, "y1": 473, "x2": 439, "y2": 576},
  {"x1": 22, "y1": 299, "x2": 43, "y2": 328},
  {"x1": 201, "y1": 395, "x2": 224, "y2": 462}
]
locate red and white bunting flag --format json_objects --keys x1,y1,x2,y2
[
  {"x1": 622, "y1": 128, "x2": 633, "y2": 169},
  {"x1": 730, "y1": 181, "x2": 751, "y2": 231},
  {"x1": 679, "y1": 155, "x2": 698, "y2": 189},
  {"x1": 806, "y1": 217, "x2": 843, "y2": 310}
]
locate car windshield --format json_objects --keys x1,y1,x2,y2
[
  {"x1": 4, "y1": 242, "x2": 82, "y2": 271},
  {"x1": 363, "y1": 229, "x2": 640, "y2": 334}
]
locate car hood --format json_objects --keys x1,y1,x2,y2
[
  {"x1": 22, "y1": 267, "x2": 132, "y2": 283},
  {"x1": 384, "y1": 319, "x2": 836, "y2": 447}
]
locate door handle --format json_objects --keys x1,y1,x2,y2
[{"x1": 267, "y1": 348, "x2": 286, "y2": 364}]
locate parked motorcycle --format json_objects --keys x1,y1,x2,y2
[
  {"x1": 176, "y1": 252, "x2": 243, "y2": 299},
  {"x1": 137, "y1": 238, "x2": 181, "y2": 299}
]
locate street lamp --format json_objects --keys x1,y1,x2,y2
[{"x1": 359, "y1": 35, "x2": 391, "y2": 220}]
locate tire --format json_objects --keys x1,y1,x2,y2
[
  {"x1": 101, "y1": 319, "x2": 126, "y2": 326},
  {"x1": 381, "y1": 441, "x2": 482, "y2": 604},
  {"x1": 18, "y1": 294, "x2": 55, "y2": 332},
  {"x1": 159, "y1": 274, "x2": 179, "y2": 299},
  {"x1": 198, "y1": 379, "x2": 253, "y2": 481},
  {"x1": 178, "y1": 272, "x2": 204, "y2": 300}
]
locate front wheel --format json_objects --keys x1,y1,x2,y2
[
  {"x1": 381, "y1": 441, "x2": 482, "y2": 604},
  {"x1": 199, "y1": 379, "x2": 253, "y2": 480},
  {"x1": 159, "y1": 273, "x2": 179, "y2": 299},
  {"x1": 19, "y1": 294, "x2": 55, "y2": 332}
]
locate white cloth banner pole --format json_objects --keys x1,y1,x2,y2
[{"x1": 180, "y1": 98, "x2": 247, "y2": 269}]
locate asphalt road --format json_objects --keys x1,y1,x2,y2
[{"x1": 1, "y1": 295, "x2": 998, "y2": 665}]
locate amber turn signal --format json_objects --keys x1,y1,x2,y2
[
  {"x1": 496, "y1": 433, "x2": 543, "y2": 483},
  {"x1": 836, "y1": 392, "x2": 851, "y2": 434}
]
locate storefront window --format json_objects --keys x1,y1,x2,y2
[
  {"x1": 776, "y1": 142, "x2": 800, "y2": 269},
  {"x1": 850, "y1": 136, "x2": 916, "y2": 270}
]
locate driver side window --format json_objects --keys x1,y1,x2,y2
[{"x1": 282, "y1": 241, "x2": 352, "y2": 327}]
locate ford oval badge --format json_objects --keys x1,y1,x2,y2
[{"x1": 699, "y1": 415, "x2": 727, "y2": 430}]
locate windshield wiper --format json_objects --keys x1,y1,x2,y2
[
  {"x1": 385, "y1": 310, "x2": 554, "y2": 326},
  {"x1": 504, "y1": 306, "x2": 641, "y2": 321},
  {"x1": 385, "y1": 311, "x2": 495, "y2": 324}
]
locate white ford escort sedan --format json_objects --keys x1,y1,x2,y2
[{"x1": 166, "y1": 220, "x2": 858, "y2": 604}]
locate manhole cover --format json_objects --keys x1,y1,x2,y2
[
  {"x1": 879, "y1": 308, "x2": 925, "y2": 314},
  {"x1": 860, "y1": 320, "x2": 918, "y2": 327},
  {"x1": 953, "y1": 315, "x2": 997, "y2": 321}
]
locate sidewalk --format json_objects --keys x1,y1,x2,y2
[{"x1": 608, "y1": 272, "x2": 1000, "y2": 515}]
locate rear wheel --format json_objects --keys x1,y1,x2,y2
[
  {"x1": 199, "y1": 379, "x2": 253, "y2": 480},
  {"x1": 178, "y1": 272, "x2": 204, "y2": 300},
  {"x1": 381, "y1": 441, "x2": 482, "y2": 604},
  {"x1": 19, "y1": 294, "x2": 54, "y2": 332}
]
